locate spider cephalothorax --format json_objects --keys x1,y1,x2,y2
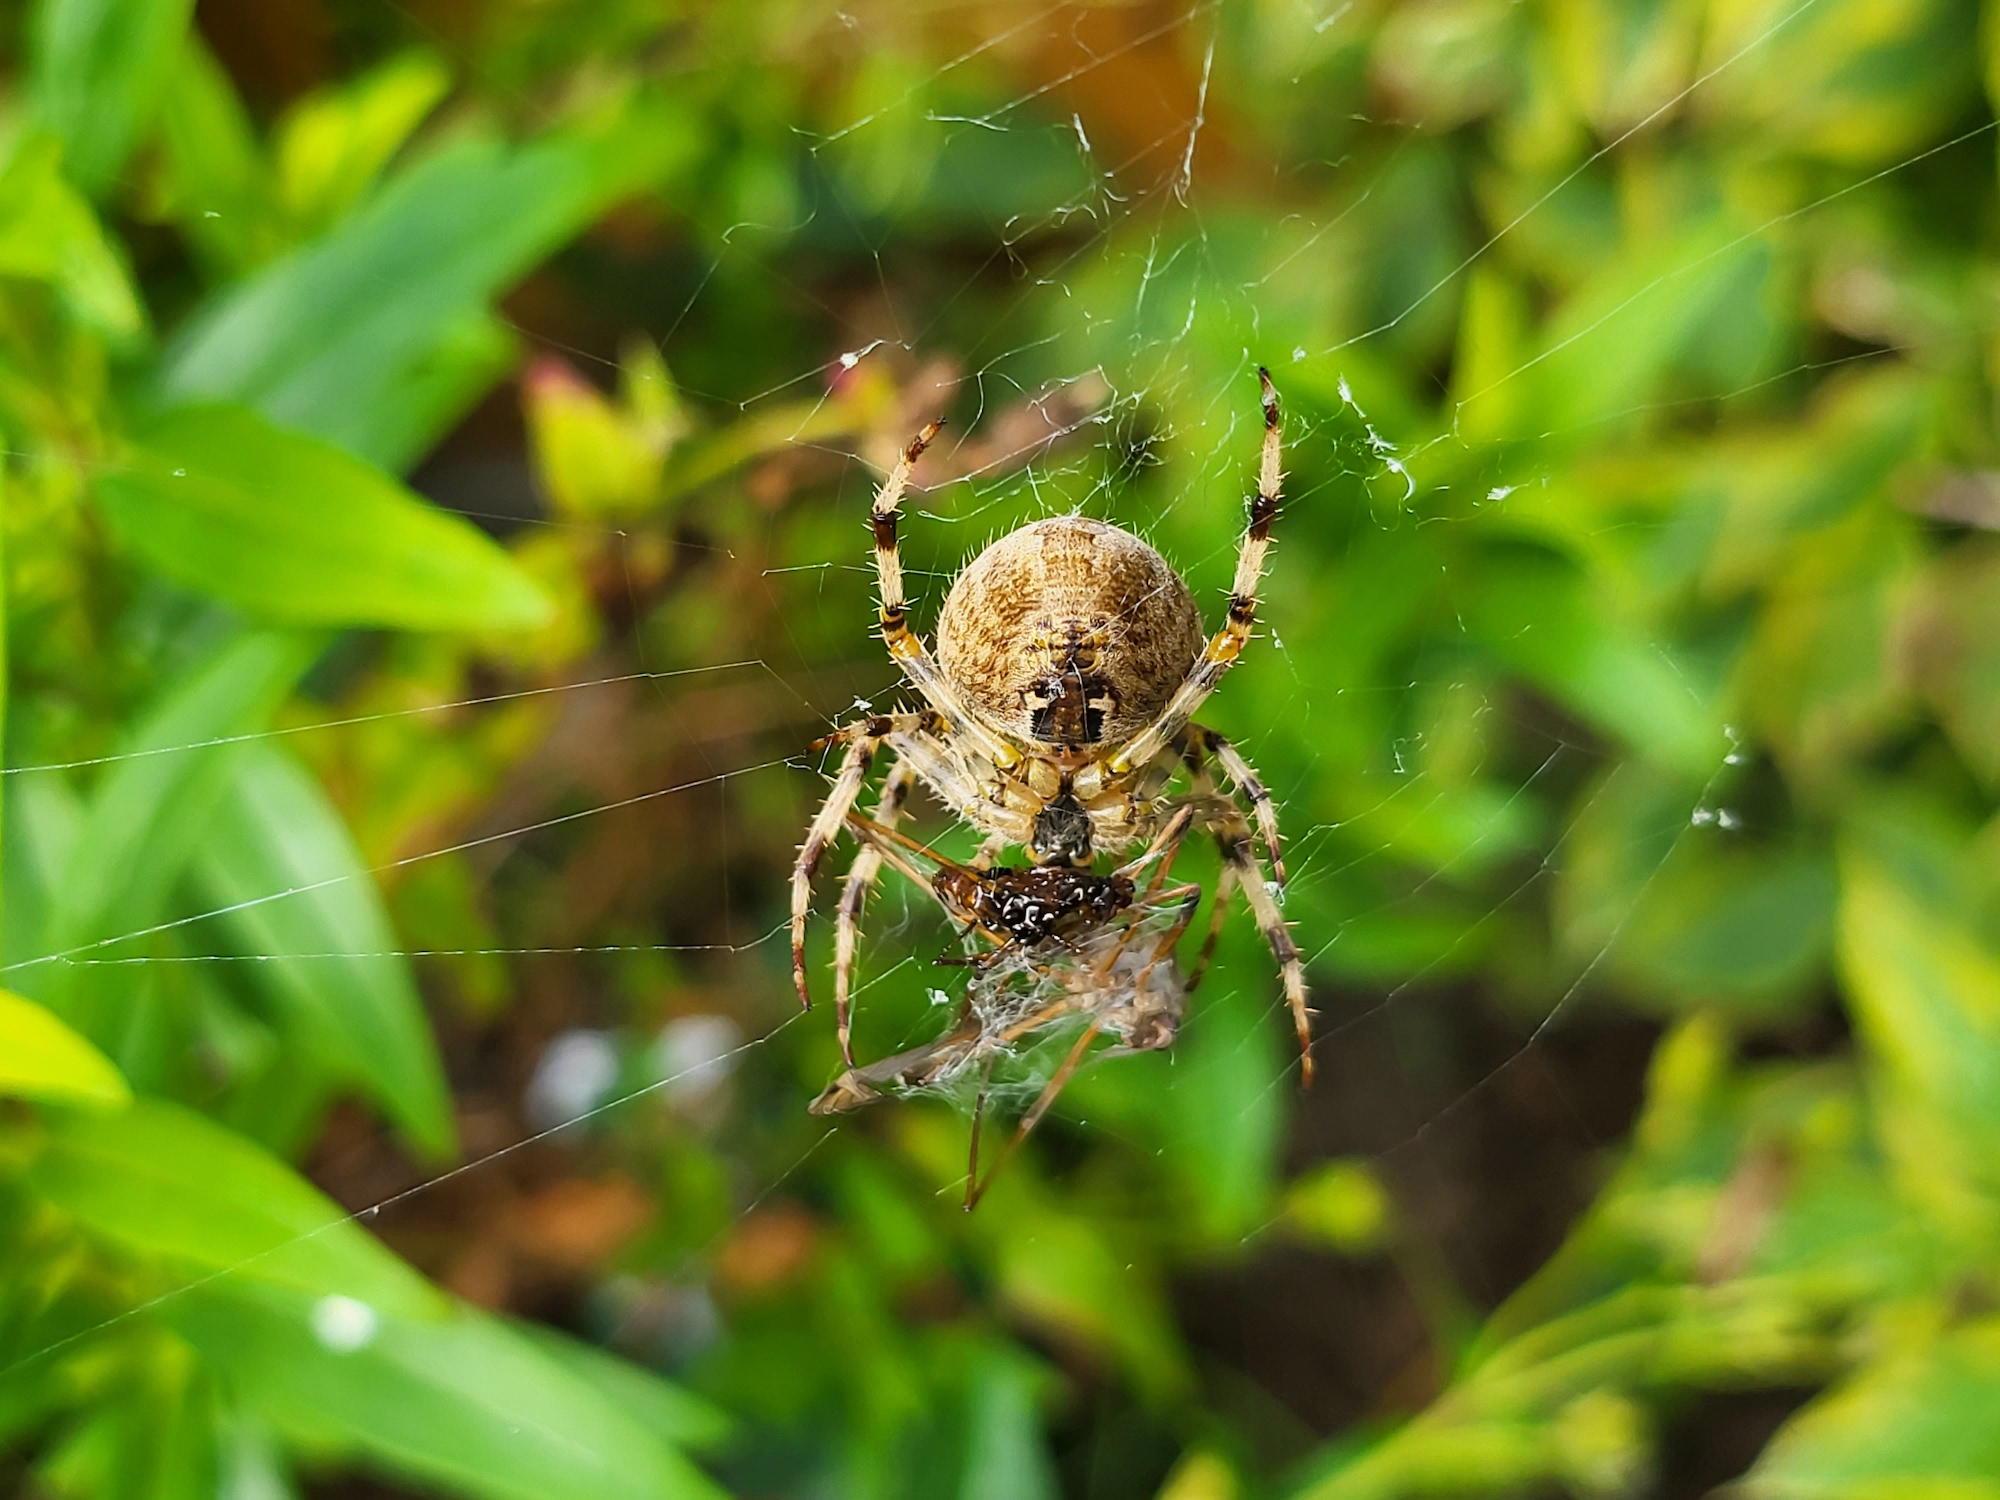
[{"x1": 792, "y1": 368, "x2": 1312, "y2": 1089}]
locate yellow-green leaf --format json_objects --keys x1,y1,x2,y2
[{"x1": 0, "y1": 988, "x2": 130, "y2": 1108}]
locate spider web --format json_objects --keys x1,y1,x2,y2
[{"x1": 0, "y1": 0, "x2": 1962, "y2": 1471}]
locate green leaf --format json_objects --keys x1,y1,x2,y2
[
  {"x1": 274, "y1": 50, "x2": 452, "y2": 233},
  {"x1": 190, "y1": 742, "x2": 455, "y2": 1160},
  {"x1": 1, "y1": 771, "x2": 81, "y2": 975},
  {"x1": 26, "y1": 632, "x2": 314, "y2": 1079},
  {"x1": 958, "y1": 1347, "x2": 1057, "y2": 1500},
  {"x1": 0, "y1": 988, "x2": 129, "y2": 1108},
  {"x1": 1462, "y1": 548, "x2": 1719, "y2": 775},
  {"x1": 1706, "y1": 0, "x2": 1978, "y2": 166},
  {"x1": 1530, "y1": 223, "x2": 1775, "y2": 435},
  {"x1": 34, "y1": 1371, "x2": 218, "y2": 1500},
  {"x1": 159, "y1": 97, "x2": 697, "y2": 467},
  {"x1": 169, "y1": 1280, "x2": 728, "y2": 1500},
  {"x1": 341, "y1": 310, "x2": 521, "y2": 477},
  {"x1": 1837, "y1": 846, "x2": 2000, "y2": 1242},
  {"x1": 0, "y1": 133, "x2": 145, "y2": 335},
  {"x1": 524, "y1": 344, "x2": 681, "y2": 519},
  {"x1": 27, "y1": 0, "x2": 197, "y2": 195},
  {"x1": 513, "y1": 1323, "x2": 733, "y2": 1451},
  {"x1": 94, "y1": 406, "x2": 554, "y2": 631},
  {"x1": 39, "y1": 631, "x2": 317, "y2": 975},
  {"x1": 992, "y1": 1204, "x2": 1192, "y2": 1404},
  {"x1": 1746, "y1": 1319, "x2": 2000, "y2": 1500},
  {"x1": 1559, "y1": 764, "x2": 1835, "y2": 1015},
  {"x1": 30, "y1": 1096, "x2": 438, "y2": 1313},
  {"x1": 154, "y1": 34, "x2": 277, "y2": 278}
]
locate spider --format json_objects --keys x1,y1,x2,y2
[{"x1": 791, "y1": 367, "x2": 1311, "y2": 1083}]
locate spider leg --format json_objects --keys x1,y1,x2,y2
[
  {"x1": 1213, "y1": 813, "x2": 1314, "y2": 1085},
  {"x1": 867, "y1": 421, "x2": 1020, "y2": 770},
  {"x1": 831, "y1": 759, "x2": 916, "y2": 1065},
  {"x1": 1164, "y1": 739, "x2": 1234, "y2": 996},
  {"x1": 793, "y1": 733, "x2": 879, "y2": 1010},
  {"x1": 840, "y1": 812, "x2": 1021, "y2": 965},
  {"x1": 793, "y1": 710, "x2": 941, "y2": 1012},
  {"x1": 1181, "y1": 724, "x2": 1287, "y2": 888},
  {"x1": 1106, "y1": 368, "x2": 1285, "y2": 777}
]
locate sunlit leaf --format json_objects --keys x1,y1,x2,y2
[
  {"x1": 1740, "y1": 508, "x2": 1919, "y2": 788},
  {"x1": 0, "y1": 133, "x2": 144, "y2": 335},
  {"x1": 524, "y1": 353, "x2": 671, "y2": 519},
  {"x1": 29, "y1": 1096, "x2": 438, "y2": 1312},
  {"x1": 274, "y1": 51, "x2": 451, "y2": 233},
  {"x1": 95, "y1": 405, "x2": 554, "y2": 631},
  {"x1": 1837, "y1": 845, "x2": 2000, "y2": 1242},
  {"x1": 1746, "y1": 1319, "x2": 2000, "y2": 1500},
  {"x1": 0, "y1": 988, "x2": 129, "y2": 1108},
  {"x1": 1699, "y1": 0, "x2": 1978, "y2": 164}
]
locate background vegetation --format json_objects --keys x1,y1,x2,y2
[{"x1": 4, "y1": 0, "x2": 2000, "y2": 1496}]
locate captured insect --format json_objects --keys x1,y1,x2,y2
[
  {"x1": 808, "y1": 808, "x2": 1204, "y2": 1208},
  {"x1": 790, "y1": 367, "x2": 1311, "y2": 1178}
]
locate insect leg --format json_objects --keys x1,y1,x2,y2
[
  {"x1": 965, "y1": 1018, "x2": 1103, "y2": 1212},
  {"x1": 964, "y1": 1056, "x2": 997, "y2": 1213}
]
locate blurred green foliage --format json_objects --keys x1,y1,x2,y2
[{"x1": 5, "y1": 0, "x2": 2000, "y2": 1497}]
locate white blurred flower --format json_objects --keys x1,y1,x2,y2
[
  {"x1": 310, "y1": 1294, "x2": 378, "y2": 1354},
  {"x1": 525, "y1": 1028, "x2": 620, "y2": 1130}
]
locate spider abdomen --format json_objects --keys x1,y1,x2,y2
[{"x1": 934, "y1": 516, "x2": 1204, "y2": 751}]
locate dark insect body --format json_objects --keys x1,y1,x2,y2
[{"x1": 932, "y1": 864, "x2": 1135, "y2": 954}]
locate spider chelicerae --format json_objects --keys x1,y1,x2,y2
[{"x1": 791, "y1": 367, "x2": 1311, "y2": 1115}]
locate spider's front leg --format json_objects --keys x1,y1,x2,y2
[
  {"x1": 865, "y1": 419, "x2": 1018, "y2": 772},
  {"x1": 1106, "y1": 366, "x2": 1286, "y2": 778}
]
